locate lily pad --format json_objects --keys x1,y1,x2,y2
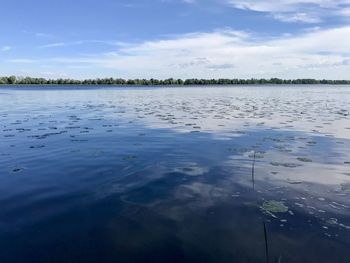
[
  {"x1": 326, "y1": 218, "x2": 338, "y2": 225},
  {"x1": 287, "y1": 179, "x2": 303, "y2": 185},
  {"x1": 12, "y1": 167, "x2": 24, "y2": 173},
  {"x1": 270, "y1": 162, "x2": 302, "y2": 168},
  {"x1": 261, "y1": 200, "x2": 289, "y2": 214},
  {"x1": 123, "y1": 155, "x2": 137, "y2": 161},
  {"x1": 340, "y1": 183, "x2": 350, "y2": 191},
  {"x1": 297, "y1": 157, "x2": 313, "y2": 163}
]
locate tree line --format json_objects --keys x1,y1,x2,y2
[{"x1": 1, "y1": 76, "x2": 350, "y2": 86}]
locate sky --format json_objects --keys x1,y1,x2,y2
[{"x1": 1, "y1": 0, "x2": 350, "y2": 79}]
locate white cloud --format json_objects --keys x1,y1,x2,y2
[
  {"x1": 226, "y1": 0, "x2": 350, "y2": 23},
  {"x1": 6, "y1": 27, "x2": 350, "y2": 79},
  {"x1": 1, "y1": 46, "x2": 12, "y2": 52},
  {"x1": 273, "y1": 13, "x2": 322, "y2": 23},
  {"x1": 39, "y1": 42, "x2": 66, "y2": 48},
  {"x1": 35, "y1": 32, "x2": 57, "y2": 38},
  {"x1": 7, "y1": 59, "x2": 37, "y2": 64},
  {"x1": 78, "y1": 27, "x2": 350, "y2": 79},
  {"x1": 38, "y1": 40, "x2": 124, "y2": 49}
]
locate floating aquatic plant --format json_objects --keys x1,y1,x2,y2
[
  {"x1": 12, "y1": 167, "x2": 24, "y2": 173},
  {"x1": 297, "y1": 157, "x2": 313, "y2": 162},
  {"x1": 286, "y1": 179, "x2": 303, "y2": 185},
  {"x1": 261, "y1": 200, "x2": 289, "y2": 218},
  {"x1": 326, "y1": 218, "x2": 350, "y2": 230},
  {"x1": 122, "y1": 155, "x2": 137, "y2": 161},
  {"x1": 340, "y1": 183, "x2": 350, "y2": 191},
  {"x1": 270, "y1": 162, "x2": 302, "y2": 168}
]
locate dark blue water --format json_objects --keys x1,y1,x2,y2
[{"x1": 1, "y1": 86, "x2": 350, "y2": 262}]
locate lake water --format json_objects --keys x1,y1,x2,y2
[{"x1": 0, "y1": 85, "x2": 349, "y2": 263}]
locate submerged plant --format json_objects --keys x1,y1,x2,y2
[{"x1": 261, "y1": 201, "x2": 289, "y2": 218}]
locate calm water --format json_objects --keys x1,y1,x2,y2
[{"x1": 0, "y1": 85, "x2": 350, "y2": 263}]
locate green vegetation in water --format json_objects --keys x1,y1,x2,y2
[
  {"x1": 12, "y1": 167, "x2": 24, "y2": 173},
  {"x1": 297, "y1": 157, "x2": 313, "y2": 162},
  {"x1": 122, "y1": 155, "x2": 137, "y2": 161},
  {"x1": 261, "y1": 201, "x2": 289, "y2": 218},
  {"x1": 286, "y1": 179, "x2": 303, "y2": 184},
  {"x1": 270, "y1": 162, "x2": 302, "y2": 168},
  {"x1": 340, "y1": 183, "x2": 350, "y2": 191},
  {"x1": 326, "y1": 218, "x2": 350, "y2": 230}
]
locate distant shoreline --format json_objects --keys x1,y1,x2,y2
[
  {"x1": 1, "y1": 84, "x2": 350, "y2": 88},
  {"x1": 1, "y1": 76, "x2": 350, "y2": 86}
]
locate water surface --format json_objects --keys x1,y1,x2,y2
[{"x1": 0, "y1": 85, "x2": 350, "y2": 263}]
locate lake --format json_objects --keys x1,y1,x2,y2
[{"x1": 0, "y1": 85, "x2": 349, "y2": 263}]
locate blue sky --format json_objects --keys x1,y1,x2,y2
[{"x1": 1, "y1": 0, "x2": 350, "y2": 79}]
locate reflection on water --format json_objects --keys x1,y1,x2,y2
[{"x1": 0, "y1": 85, "x2": 349, "y2": 263}]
